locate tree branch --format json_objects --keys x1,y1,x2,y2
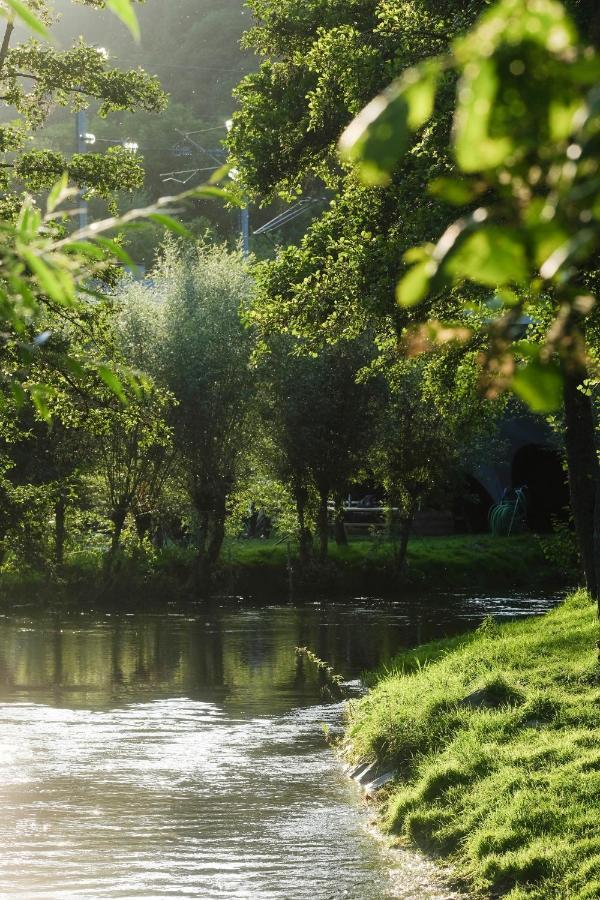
[
  {"x1": 0, "y1": 21, "x2": 14, "y2": 74},
  {"x1": 11, "y1": 72, "x2": 104, "y2": 101}
]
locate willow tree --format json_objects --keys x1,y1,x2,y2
[{"x1": 119, "y1": 243, "x2": 255, "y2": 585}]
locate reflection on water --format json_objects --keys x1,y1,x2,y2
[{"x1": 0, "y1": 592, "x2": 559, "y2": 899}]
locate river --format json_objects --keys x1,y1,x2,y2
[{"x1": 0, "y1": 591, "x2": 558, "y2": 899}]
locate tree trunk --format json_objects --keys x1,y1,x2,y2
[
  {"x1": 54, "y1": 494, "x2": 66, "y2": 567},
  {"x1": 334, "y1": 493, "x2": 348, "y2": 546},
  {"x1": 295, "y1": 486, "x2": 312, "y2": 565},
  {"x1": 207, "y1": 497, "x2": 227, "y2": 568},
  {"x1": 317, "y1": 489, "x2": 329, "y2": 560},
  {"x1": 395, "y1": 514, "x2": 413, "y2": 571},
  {"x1": 110, "y1": 507, "x2": 127, "y2": 558},
  {"x1": 563, "y1": 369, "x2": 599, "y2": 601}
]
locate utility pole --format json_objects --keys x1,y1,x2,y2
[
  {"x1": 241, "y1": 206, "x2": 250, "y2": 258},
  {"x1": 75, "y1": 109, "x2": 88, "y2": 230}
]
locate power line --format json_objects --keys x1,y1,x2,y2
[
  {"x1": 116, "y1": 58, "x2": 252, "y2": 74},
  {"x1": 159, "y1": 165, "x2": 220, "y2": 185}
]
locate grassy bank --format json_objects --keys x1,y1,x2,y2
[
  {"x1": 0, "y1": 533, "x2": 568, "y2": 605},
  {"x1": 225, "y1": 533, "x2": 568, "y2": 595},
  {"x1": 345, "y1": 590, "x2": 600, "y2": 899}
]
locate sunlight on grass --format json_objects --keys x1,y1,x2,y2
[{"x1": 347, "y1": 591, "x2": 600, "y2": 899}]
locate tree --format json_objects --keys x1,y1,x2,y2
[
  {"x1": 119, "y1": 242, "x2": 255, "y2": 584},
  {"x1": 340, "y1": 0, "x2": 600, "y2": 600},
  {"x1": 259, "y1": 336, "x2": 382, "y2": 560},
  {"x1": 0, "y1": 1, "x2": 165, "y2": 204},
  {"x1": 0, "y1": 0, "x2": 166, "y2": 407},
  {"x1": 88, "y1": 385, "x2": 173, "y2": 560},
  {"x1": 371, "y1": 351, "x2": 502, "y2": 568}
]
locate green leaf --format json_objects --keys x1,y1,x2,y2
[
  {"x1": 29, "y1": 384, "x2": 52, "y2": 422},
  {"x1": 148, "y1": 213, "x2": 194, "y2": 239},
  {"x1": 10, "y1": 381, "x2": 26, "y2": 407},
  {"x1": 454, "y1": 58, "x2": 513, "y2": 172},
  {"x1": 20, "y1": 250, "x2": 71, "y2": 304},
  {"x1": 339, "y1": 60, "x2": 441, "y2": 186},
  {"x1": 181, "y1": 184, "x2": 231, "y2": 202},
  {"x1": 63, "y1": 356, "x2": 86, "y2": 380},
  {"x1": 93, "y1": 237, "x2": 136, "y2": 270},
  {"x1": 105, "y1": 0, "x2": 140, "y2": 41},
  {"x1": 428, "y1": 177, "x2": 479, "y2": 206},
  {"x1": 512, "y1": 357, "x2": 563, "y2": 412},
  {"x1": 98, "y1": 364, "x2": 128, "y2": 403},
  {"x1": 443, "y1": 226, "x2": 529, "y2": 286},
  {"x1": 454, "y1": 0, "x2": 577, "y2": 61},
  {"x1": 62, "y1": 241, "x2": 107, "y2": 260},
  {"x1": 3, "y1": 0, "x2": 49, "y2": 38},
  {"x1": 396, "y1": 260, "x2": 435, "y2": 307},
  {"x1": 47, "y1": 174, "x2": 70, "y2": 214}
]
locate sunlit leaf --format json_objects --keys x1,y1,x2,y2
[
  {"x1": 396, "y1": 260, "x2": 434, "y2": 307},
  {"x1": 98, "y1": 364, "x2": 128, "y2": 403},
  {"x1": 148, "y1": 213, "x2": 194, "y2": 239},
  {"x1": 105, "y1": 0, "x2": 140, "y2": 41},
  {"x1": 63, "y1": 356, "x2": 86, "y2": 379},
  {"x1": 454, "y1": 0, "x2": 577, "y2": 61},
  {"x1": 29, "y1": 384, "x2": 52, "y2": 422},
  {"x1": 208, "y1": 165, "x2": 231, "y2": 185},
  {"x1": 182, "y1": 185, "x2": 231, "y2": 202},
  {"x1": 512, "y1": 357, "x2": 563, "y2": 412},
  {"x1": 454, "y1": 59, "x2": 513, "y2": 172},
  {"x1": 549, "y1": 96, "x2": 584, "y2": 141},
  {"x1": 530, "y1": 223, "x2": 571, "y2": 269},
  {"x1": 47, "y1": 174, "x2": 70, "y2": 214},
  {"x1": 62, "y1": 241, "x2": 107, "y2": 260},
  {"x1": 443, "y1": 226, "x2": 529, "y2": 286},
  {"x1": 428, "y1": 177, "x2": 479, "y2": 206},
  {"x1": 2, "y1": 0, "x2": 49, "y2": 38},
  {"x1": 339, "y1": 60, "x2": 441, "y2": 186},
  {"x1": 93, "y1": 237, "x2": 136, "y2": 270},
  {"x1": 10, "y1": 381, "x2": 26, "y2": 407},
  {"x1": 20, "y1": 250, "x2": 71, "y2": 304}
]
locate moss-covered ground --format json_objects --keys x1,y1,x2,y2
[{"x1": 346, "y1": 590, "x2": 600, "y2": 899}]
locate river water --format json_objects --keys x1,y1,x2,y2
[{"x1": 0, "y1": 591, "x2": 558, "y2": 899}]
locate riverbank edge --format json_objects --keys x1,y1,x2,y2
[
  {"x1": 0, "y1": 534, "x2": 572, "y2": 606},
  {"x1": 342, "y1": 589, "x2": 600, "y2": 900}
]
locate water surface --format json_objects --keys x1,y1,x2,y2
[{"x1": 0, "y1": 591, "x2": 559, "y2": 899}]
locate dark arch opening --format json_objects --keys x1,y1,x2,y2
[{"x1": 511, "y1": 444, "x2": 569, "y2": 533}]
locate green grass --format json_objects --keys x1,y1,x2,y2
[
  {"x1": 224, "y1": 533, "x2": 565, "y2": 592},
  {"x1": 345, "y1": 590, "x2": 600, "y2": 899},
  {"x1": 0, "y1": 533, "x2": 565, "y2": 604}
]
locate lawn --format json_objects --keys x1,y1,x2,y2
[{"x1": 223, "y1": 533, "x2": 568, "y2": 592}]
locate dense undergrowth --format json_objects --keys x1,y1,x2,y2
[
  {"x1": 0, "y1": 533, "x2": 567, "y2": 603},
  {"x1": 346, "y1": 590, "x2": 600, "y2": 899}
]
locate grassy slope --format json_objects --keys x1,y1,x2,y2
[
  {"x1": 346, "y1": 591, "x2": 600, "y2": 899},
  {"x1": 225, "y1": 533, "x2": 563, "y2": 592}
]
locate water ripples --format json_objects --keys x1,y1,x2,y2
[{"x1": 0, "y1": 592, "x2": 559, "y2": 898}]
